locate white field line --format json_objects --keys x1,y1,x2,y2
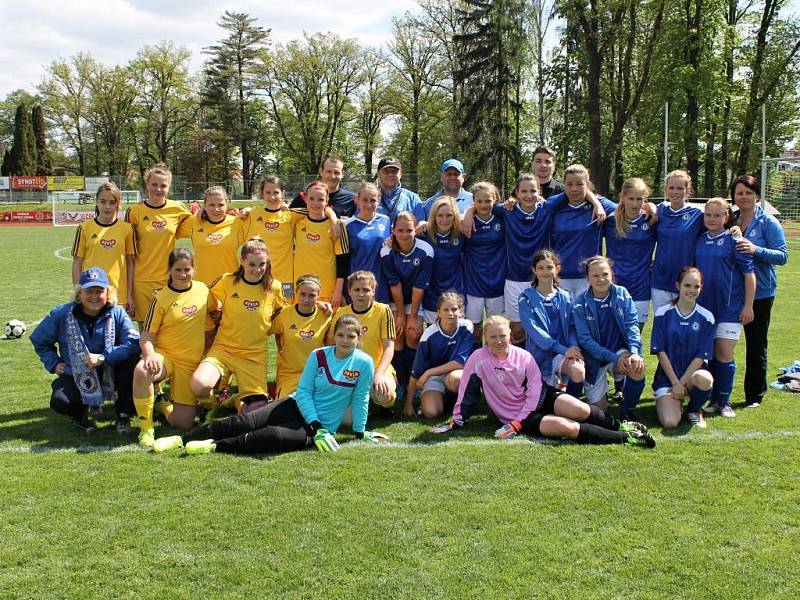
[
  {"x1": 0, "y1": 429, "x2": 797, "y2": 454},
  {"x1": 53, "y1": 247, "x2": 72, "y2": 261}
]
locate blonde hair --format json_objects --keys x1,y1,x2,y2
[
  {"x1": 665, "y1": 169, "x2": 693, "y2": 197},
  {"x1": 437, "y1": 290, "x2": 465, "y2": 312},
  {"x1": 484, "y1": 315, "x2": 510, "y2": 332},
  {"x1": 347, "y1": 270, "x2": 377, "y2": 290},
  {"x1": 614, "y1": 177, "x2": 651, "y2": 237},
  {"x1": 144, "y1": 162, "x2": 172, "y2": 187},
  {"x1": 295, "y1": 273, "x2": 322, "y2": 292},
  {"x1": 564, "y1": 163, "x2": 590, "y2": 182},
  {"x1": 470, "y1": 181, "x2": 501, "y2": 205},
  {"x1": 357, "y1": 182, "x2": 380, "y2": 200},
  {"x1": 73, "y1": 286, "x2": 117, "y2": 306},
  {"x1": 427, "y1": 196, "x2": 461, "y2": 243},
  {"x1": 704, "y1": 197, "x2": 734, "y2": 227}
]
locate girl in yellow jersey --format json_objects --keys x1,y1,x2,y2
[
  {"x1": 132, "y1": 249, "x2": 217, "y2": 446},
  {"x1": 125, "y1": 163, "x2": 190, "y2": 321},
  {"x1": 272, "y1": 274, "x2": 332, "y2": 398},
  {"x1": 191, "y1": 239, "x2": 286, "y2": 412},
  {"x1": 176, "y1": 186, "x2": 246, "y2": 286},
  {"x1": 72, "y1": 182, "x2": 136, "y2": 313}
]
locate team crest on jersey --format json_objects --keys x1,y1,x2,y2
[
  {"x1": 413, "y1": 257, "x2": 420, "y2": 266},
  {"x1": 152, "y1": 220, "x2": 166, "y2": 230},
  {"x1": 306, "y1": 233, "x2": 320, "y2": 242},
  {"x1": 299, "y1": 329, "x2": 315, "y2": 340},
  {"x1": 182, "y1": 305, "x2": 198, "y2": 316},
  {"x1": 99, "y1": 239, "x2": 117, "y2": 249},
  {"x1": 243, "y1": 299, "x2": 260, "y2": 311},
  {"x1": 342, "y1": 369, "x2": 360, "y2": 380},
  {"x1": 641, "y1": 223, "x2": 649, "y2": 230},
  {"x1": 682, "y1": 214, "x2": 691, "y2": 221},
  {"x1": 717, "y1": 239, "x2": 724, "y2": 246},
  {"x1": 264, "y1": 221, "x2": 279, "y2": 231},
  {"x1": 452, "y1": 238, "x2": 460, "y2": 246},
  {"x1": 207, "y1": 233, "x2": 223, "y2": 244},
  {"x1": 360, "y1": 326, "x2": 369, "y2": 334},
  {"x1": 494, "y1": 223, "x2": 502, "y2": 231},
  {"x1": 691, "y1": 322, "x2": 700, "y2": 331},
  {"x1": 378, "y1": 224, "x2": 386, "y2": 232}
]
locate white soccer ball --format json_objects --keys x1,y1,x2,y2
[{"x1": 4, "y1": 319, "x2": 26, "y2": 339}]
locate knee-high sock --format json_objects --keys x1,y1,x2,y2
[
  {"x1": 687, "y1": 386, "x2": 712, "y2": 413},
  {"x1": 576, "y1": 423, "x2": 627, "y2": 444},
  {"x1": 133, "y1": 394, "x2": 154, "y2": 431},
  {"x1": 565, "y1": 379, "x2": 583, "y2": 399},
  {"x1": 587, "y1": 404, "x2": 621, "y2": 430},
  {"x1": 620, "y1": 377, "x2": 645, "y2": 416},
  {"x1": 714, "y1": 360, "x2": 736, "y2": 406}
]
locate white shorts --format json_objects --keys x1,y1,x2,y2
[
  {"x1": 654, "y1": 387, "x2": 674, "y2": 399},
  {"x1": 465, "y1": 295, "x2": 504, "y2": 324},
  {"x1": 422, "y1": 309, "x2": 439, "y2": 325},
  {"x1": 503, "y1": 280, "x2": 530, "y2": 322},
  {"x1": 560, "y1": 278, "x2": 589, "y2": 301},
  {"x1": 584, "y1": 361, "x2": 625, "y2": 404},
  {"x1": 634, "y1": 300, "x2": 649, "y2": 324},
  {"x1": 651, "y1": 289, "x2": 677, "y2": 315},
  {"x1": 390, "y1": 303, "x2": 424, "y2": 318},
  {"x1": 715, "y1": 322, "x2": 741, "y2": 340},
  {"x1": 422, "y1": 374, "x2": 447, "y2": 394},
  {"x1": 543, "y1": 353, "x2": 567, "y2": 388}
]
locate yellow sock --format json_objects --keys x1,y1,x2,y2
[
  {"x1": 155, "y1": 399, "x2": 174, "y2": 419},
  {"x1": 134, "y1": 395, "x2": 154, "y2": 431}
]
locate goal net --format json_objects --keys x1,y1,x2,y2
[
  {"x1": 762, "y1": 156, "x2": 800, "y2": 222},
  {"x1": 52, "y1": 189, "x2": 141, "y2": 226}
]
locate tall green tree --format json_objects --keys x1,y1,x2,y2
[
  {"x1": 9, "y1": 104, "x2": 37, "y2": 175},
  {"x1": 86, "y1": 63, "x2": 136, "y2": 176},
  {"x1": 0, "y1": 90, "x2": 39, "y2": 153},
  {"x1": 355, "y1": 48, "x2": 393, "y2": 177},
  {"x1": 31, "y1": 105, "x2": 52, "y2": 175}
]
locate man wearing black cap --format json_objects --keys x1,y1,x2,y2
[
  {"x1": 290, "y1": 155, "x2": 357, "y2": 217},
  {"x1": 376, "y1": 156, "x2": 425, "y2": 224},
  {"x1": 423, "y1": 158, "x2": 474, "y2": 218}
]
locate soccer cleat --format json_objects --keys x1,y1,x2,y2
[
  {"x1": 185, "y1": 440, "x2": 216, "y2": 455},
  {"x1": 624, "y1": 429, "x2": 656, "y2": 449},
  {"x1": 703, "y1": 402, "x2": 718, "y2": 415},
  {"x1": 619, "y1": 420, "x2": 648, "y2": 434},
  {"x1": 152, "y1": 435, "x2": 184, "y2": 454},
  {"x1": 116, "y1": 414, "x2": 132, "y2": 434},
  {"x1": 87, "y1": 405, "x2": 104, "y2": 419},
  {"x1": 744, "y1": 402, "x2": 760, "y2": 409},
  {"x1": 720, "y1": 403, "x2": 736, "y2": 418},
  {"x1": 619, "y1": 410, "x2": 640, "y2": 424},
  {"x1": 138, "y1": 428, "x2": 155, "y2": 448},
  {"x1": 72, "y1": 415, "x2": 96, "y2": 434},
  {"x1": 685, "y1": 411, "x2": 707, "y2": 428}
]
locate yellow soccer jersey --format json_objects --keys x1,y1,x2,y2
[
  {"x1": 72, "y1": 218, "x2": 136, "y2": 302},
  {"x1": 143, "y1": 281, "x2": 214, "y2": 368},
  {"x1": 177, "y1": 213, "x2": 245, "y2": 285},
  {"x1": 243, "y1": 207, "x2": 305, "y2": 285},
  {"x1": 331, "y1": 302, "x2": 395, "y2": 368},
  {"x1": 210, "y1": 275, "x2": 286, "y2": 359},
  {"x1": 272, "y1": 305, "x2": 332, "y2": 396},
  {"x1": 293, "y1": 215, "x2": 346, "y2": 301},
  {"x1": 125, "y1": 200, "x2": 190, "y2": 283}
]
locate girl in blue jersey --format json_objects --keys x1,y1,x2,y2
[
  {"x1": 462, "y1": 182, "x2": 507, "y2": 345},
  {"x1": 518, "y1": 250, "x2": 585, "y2": 397},
  {"x1": 604, "y1": 178, "x2": 657, "y2": 330},
  {"x1": 423, "y1": 196, "x2": 465, "y2": 325},
  {"x1": 694, "y1": 198, "x2": 755, "y2": 418},
  {"x1": 731, "y1": 175, "x2": 788, "y2": 408},
  {"x1": 341, "y1": 182, "x2": 391, "y2": 302},
  {"x1": 550, "y1": 165, "x2": 616, "y2": 300},
  {"x1": 573, "y1": 256, "x2": 646, "y2": 420},
  {"x1": 651, "y1": 170, "x2": 705, "y2": 313},
  {"x1": 152, "y1": 315, "x2": 386, "y2": 455},
  {"x1": 404, "y1": 291, "x2": 474, "y2": 419},
  {"x1": 651, "y1": 267, "x2": 715, "y2": 428}
]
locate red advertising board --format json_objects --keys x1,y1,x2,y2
[
  {"x1": 11, "y1": 176, "x2": 48, "y2": 190},
  {"x1": 0, "y1": 210, "x2": 52, "y2": 224}
]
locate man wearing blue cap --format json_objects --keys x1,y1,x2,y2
[{"x1": 423, "y1": 159, "x2": 474, "y2": 218}]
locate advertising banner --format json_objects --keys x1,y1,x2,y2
[
  {"x1": 47, "y1": 175, "x2": 85, "y2": 191},
  {"x1": 0, "y1": 210, "x2": 52, "y2": 224},
  {"x1": 0, "y1": 176, "x2": 9, "y2": 190},
  {"x1": 11, "y1": 176, "x2": 47, "y2": 190},
  {"x1": 84, "y1": 176, "x2": 110, "y2": 193}
]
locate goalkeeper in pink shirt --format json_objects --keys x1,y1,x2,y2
[{"x1": 433, "y1": 316, "x2": 655, "y2": 448}]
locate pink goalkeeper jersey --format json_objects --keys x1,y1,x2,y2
[{"x1": 453, "y1": 345, "x2": 542, "y2": 424}]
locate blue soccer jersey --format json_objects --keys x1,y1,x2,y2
[
  {"x1": 593, "y1": 294, "x2": 626, "y2": 352},
  {"x1": 694, "y1": 231, "x2": 754, "y2": 323},
  {"x1": 380, "y1": 238, "x2": 435, "y2": 305},
  {"x1": 604, "y1": 214, "x2": 657, "y2": 301},
  {"x1": 651, "y1": 202, "x2": 704, "y2": 292},
  {"x1": 550, "y1": 194, "x2": 616, "y2": 279},
  {"x1": 463, "y1": 211, "x2": 506, "y2": 297},
  {"x1": 650, "y1": 303, "x2": 715, "y2": 392},
  {"x1": 423, "y1": 232, "x2": 465, "y2": 312},
  {"x1": 504, "y1": 200, "x2": 557, "y2": 282},
  {"x1": 411, "y1": 318, "x2": 474, "y2": 378},
  {"x1": 343, "y1": 214, "x2": 391, "y2": 299}
]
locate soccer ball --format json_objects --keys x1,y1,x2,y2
[{"x1": 4, "y1": 319, "x2": 26, "y2": 339}]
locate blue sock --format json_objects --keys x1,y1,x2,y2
[
  {"x1": 566, "y1": 379, "x2": 584, "y2": 398},
  {"x1": 687, "y1": 387, "x2": 712, "y2": 413},
  {"x1": 714, "y1": 360, "x2": 736, "y2": 406},
  {"x1": 620, "y1": 377, "x2": 645, "y2": 415}
]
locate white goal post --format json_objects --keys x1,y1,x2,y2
[
  {"x1": 52, "y1": 190, "x2": 141, "y2": 226},
  {"x1": 761, "y1": 156, "x2": 800, "y2": 222}
]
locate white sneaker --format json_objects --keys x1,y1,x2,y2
[
  {"x1": 720, "y1": 404, "x2": 736, "y2": 418},
  {"x1": 745, "y1": 402, "x2": 760, "y2": 409},
  {"x1": 686, "y1": 411, "x2": 707, "y2": 428}
]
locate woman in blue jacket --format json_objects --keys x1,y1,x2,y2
[
  {"x1": 731, "y1": 175, "x2": 789, "y2": 408},
  {"x1": 573, "y1": 256, "x2": 645, "y2": 421},
  {"x1": 30, "y1": 267, "x2": 140, "y2": 433}
]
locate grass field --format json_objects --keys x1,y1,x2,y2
[{"x1": 1, "y1": 226, "x2": 798, "y2": 599}]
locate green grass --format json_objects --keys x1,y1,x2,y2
[{"x1": 1, "y1": 227, "x2": 799, "y2": 599}]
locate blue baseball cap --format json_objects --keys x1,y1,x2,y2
[
  {"x1": 441, "y1": 159, "x2": 464, "y2": 173},
  {"x1": 79, "y1": 267, "x2": 110, "y2": 289}
]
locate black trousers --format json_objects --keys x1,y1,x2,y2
[
  {"x1": 183, "y1": 397, "x2": 313, "y2": 454},
  {"x1": 743, "y1": 296, "x2": 774, "y2": 405},
  {"x1": 50, "y1": 355, "x2": 138, "y2": 419}
]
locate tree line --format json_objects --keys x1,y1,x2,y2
[{"x1": 0, "y1": 0, "x2": 797, "y2": 198}]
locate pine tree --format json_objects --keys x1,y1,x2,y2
[
  {"x1": 1, "y1": 149, "x2": 10, "y2": 176},
  {"x1": 8, "y1": 104, "x2": 37, "y2": 175},
  {"x1": 32, "y1": 105, "x2": 52, "y2": 175}
]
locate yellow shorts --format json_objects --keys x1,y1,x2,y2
[
  {"x1": 133, "y1": 280, "x2": 165, "y2": 322},
  {"x1": 276, "y1": 372, "x2": 301, "y2": 400},
  {"x1": 201, "y1": 346, "x2": 267, "y2": 398},
  {"x1": 154, "y1": 351, "x2": 196, "y2": 406}
]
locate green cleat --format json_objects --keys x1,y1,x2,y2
[
  {"x1": 152, "y1": 435, "x2": 184, "y2": 454},
  {"x1": 619, "y1": 420, "x2": 648, "y2": 434},
  {"x1": 185, "y1": 439, "x2": 217, "y2": 455},
  {"x1": 138, "y1": 428, "x2": 155, "y2": 449},
  {"x1": 624, "y1": 429, "x2": 656, "y2": 449}
]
